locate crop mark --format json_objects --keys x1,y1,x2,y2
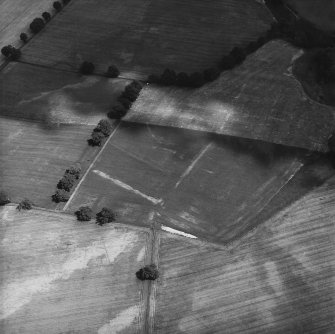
[
  {"x1": 175, "y1": 143, "x2": 212, "y2": 188},
  {"x1": 62, "y1": 122, "x2": 121, "y2": 211},
  {"x1": 93, "y1": 170, "x2": 164, "y2": 205}
]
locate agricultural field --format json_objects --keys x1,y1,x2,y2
[
  {"x1": 20, "y1": 0, "x2": 273, "y2": 78},
  {"x1": 64, "y1": 121, "x2": 334, "y2": 244},
  {"x1": 0, "y1": 62, "x2": 129, "y2": 126},
  {"x1": 285, "y1": 0, "x2": 335, "y2": 32},
  {"x1": 126, "y1": 40, "x2": 335, "y2": 152},
  {"x1": 0, "y1": 0, "x2": 52, "y2": 64},
  {"x1": 0, "y1": 117, "x2": 105, "y2": 208},
  {"x1": 153, "y1": 176, "x2": 335, "y2": 333},
  {"x1": 0, "y1": 206, "x2": 152, "y2": 334}
]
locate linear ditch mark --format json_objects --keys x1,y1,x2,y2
[
  {"x1": 0, "y1": 0, "x2": 75, "y2": 74},
  {"x1": 61, "y1": 121, "x2": 121, "y2": 211}
]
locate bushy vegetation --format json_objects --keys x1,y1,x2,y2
[
  {"x1": 20, "y1": 33, "x2": 28, "y2": 43},
  {"x1": 53, "y1": 1, "x2": 62, "y2": 11},
  {"x1": 136, "y1": 264, "x2": 159, "y2": 281},
  {"x1": 80, "y1": 61, "x2": 95, "y2": 75},
  {"x1": 96, "y1": 208, "x2": 116, "y2": 225},
  {"x1": 65, "y1": 166, "x2": 81, "y2": 180},
  {"x1": 88, "y1": 119, "x2": 113, "y2": 146},
  {"x1": 106, "y1": 65, "x2": 120, "y2": 78},
  {"x1": 0, "y1": 191, "x2": 10, "y2": 206},
  {"x1": 30, "y1": 18, "x2": 45, "y2": 34},
  {"x1": 52, "y1": 189, "x2": 70, "y2": 203},
  {"x1": 16, "y1": 199, "x2": 33, "y2": 211},
  {"x1": 57, "y1": 174, "x2": 75, "y2": 191},
  {"x1": 75, "y1": 206, "x2": 93, "y2": 221},
  {"x1": 42, "y1": 12, "x2": 51, "y2": 21},
  {"x1": 108, "y1": 81, "x2": 143, "y2": 119},
  {"x1": 1, "y1": 45, "x2": 21, "y2": 60}
]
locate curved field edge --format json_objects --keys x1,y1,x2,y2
[{"x1": 126, "y1": 40, "x2": 335, "y2": 152}]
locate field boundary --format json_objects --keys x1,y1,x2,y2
[{"x1": 62, "y1": 121, "x2": 121, "y2": 211}]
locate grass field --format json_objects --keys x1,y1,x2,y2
[
  {"x1": 0, "y1": 117, "x2": 105, "y2": 208},
  {"x1": 20, "y1": 0, "x2": 273, "y2": 79},
  {"x1": 285, "y1": 0, "x2": 335, "y2": 32},
  {"x1": 0, "y1": 0, "x2": 52, "y2": 64},
  {"x1": 126, "y1": 40, "x2": 335, "y2": 152},
  {"x1": 0, "y1": 206, "x2": 152, "y2": 334},
  {"x1": 63, "y1": 121, "x2": 332, "y2": 245},
  {"x1": 0, "y1": 62, "x2": 129, "y2": 125},
  {"x1": 153, "y1": 177, "x2": 335, "y2": 333}
]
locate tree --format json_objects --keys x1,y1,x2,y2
[
  {"x1": 17, "y1": 199, "x2": 33, "y2": 211},
  {"x1": 80, "y1": 61, "x2": 95, "y2": 75},
  {"x1": 147, "y1": 74, "x2": 160, "y2": 84},
  {"x1": 220, "y1": 54, "x2": 236, "y2": 71},
  {"x1": 1, "y1": 45, "x2": 21, "y2": 60},
  {"x1": 230, "y1": 47, "x2": 246, "y2": 64},
  {"x1": 160, "y1": 68, "x2": 177, "y2": 85},
  {"x1": 95, "y1": 119, "x2": 112, "y2": 136},
  {"x1": 96, "y1": 208, "x2": 116, "y2": 225},
  {"x1": 65, "y1": 166, "x2": 81, "y2": 180},
  {"x1": 203, "y1": 67, "x2": 220, "y2": 82},
  {"x1": 88, "y1": 131, "x2": 105, "y2": 146},
  {"x1": 128, "y1": 80, "x2": 142, "y2": 91},
  {"x1": 117, "y1": 96, "x2": 132, "y2": 109},
  {"x1": 176, "y1": 72, "x2": 190, "y2": 86},
  {"x1": 121, "y1": 87, "x2": 139, "y2": 102},
  {"x1": 136, "y1": 264, "x2": 159, "y2": 281},
  {"x1": 62, "y1": 0, "x2": 71, "y2": 4},
  {"x1": 30, "y1": 18, "x2": 45, "y2": 34},
  {"x1": 57, "y1": 174, "x2": 75, "y2": 191},
  {"x1": 108, "y1": 103, "x2": 127, "y2": 119},
  {"x1": 42, "y1": 12, "x2": 51, "y2": 21},
  {"x1": 106, "y1": 65, "x2": 120, "y2": 78},
  {"x1": 20, "y1": 33, "x2": 28, "y2": 43},
  {"x1": 0, "y1": 191, "x2": 10, "y2": 206},
  {"x1": 52, "y1": 189, "x2": 70, "y2": 203},
  {"x1": 53, "y1": 1, "x2": 62, "y2": 11},
  {"x1": 1, "y1": 45, "x2": 12, "y2": 57},
  {"x1": 189, "y1": 72, "x2": 205, "y2": 88},
  {"x1": 75, "y1": 206, "x2": 93, "y2": 221}
]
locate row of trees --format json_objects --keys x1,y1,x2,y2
[
  {"x1": 0, "y1": 191, "x2": 33, "y2": 211},
  {"x1": 147, "y1": 22, "x2": 281, "y2": 88},
  {"x1": 108, "y1": 80, "x2": 143, "y2": 119},
  {"x1": 52, "y1": 166, "x2": 81, "y2": 203},
  {"x1": 79, "y1": 61, "x2": 120, "y2": 78},
  {"x1": 75, "y1": 206, "x2": 116, "y2": 225},
  {"x1": 88, "y1": 119, "x2": 113, "y2": 146},
  {"x1": 1, "y1": 45, "x2": 21, "y2": 60}
]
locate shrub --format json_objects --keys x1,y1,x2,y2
[
  {"x1": 30, "y1": 18, "x2": 45, "y2": 34},
  {"x1": 189, "y1": 72, "x2": 205, "y2": 88},
  {"x1": 106, "y1": 65, "x2": 120, "y2": 78},
  {"x1": 52, "y1": 189, "x2": 70, "y2": 203},
  {"x1": 80, "y1": 61, "x2": 95, "y2": 75},
  {"x1": 0, "y1": 191, "x2": 10, "y2": 206},
  {"x1": 88, "y1": 131, "x2": 105, "y2": 146},
  {"x1": 57, "y1": 174, "x2": 75, "y2": 191},
  {"x1": 96, "y1": 208, "x2": 116, "y2": 225},
  {"x1": 42, "y1": 11, "x2": 51, "y2": 21},
  {"x1": 108, "y1": 103, "x2": 127, "y2": 119},
  {"x1": 117, "y1": 96, "x2": 132, "y2": 109},
  {"x1": 95, "y1": 119, "x2": 113, "y2": 136},
  {"x1": 160, "y1": 68, "x2": 177, "y2": 85},
  {"x1": 20, "y1": 33, "x2": 28, "y2": 43},
  {"x1": 75, "y1": 206, "x2": 93, "y2": 221},
  {"x1": 65, "y1": 166, "x2": 81, "y2": 179},
  {"x1": 136, "y1": 264, "x2": 159, "y2": 281},
  {"x1": 53, "y1": 1, "x2": 62, "y2": 11},
  {"x1": 17, "y1": 199, "x2": 33, "y2": 211}
]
